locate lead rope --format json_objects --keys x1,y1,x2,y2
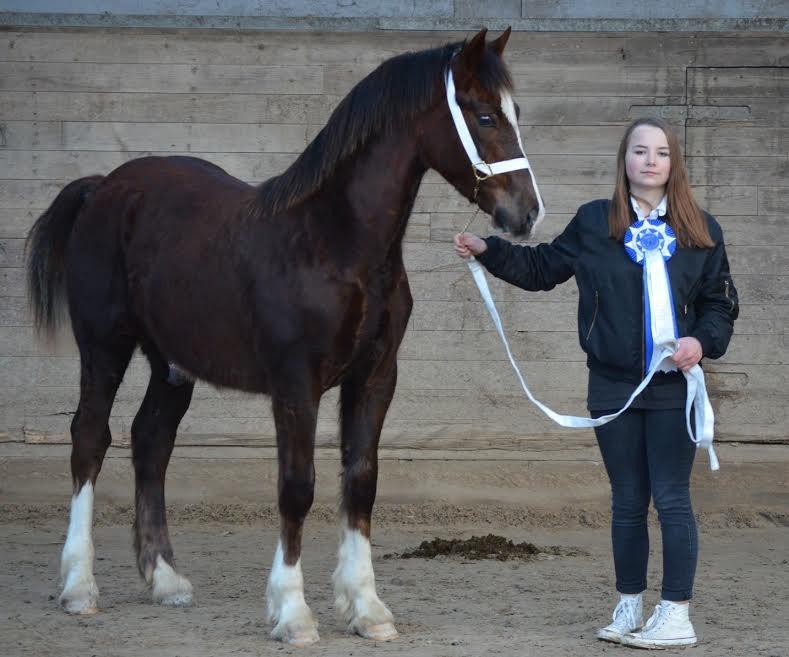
[{"x1": 465, "y1": 257, "x2": 719, "y2": 470}]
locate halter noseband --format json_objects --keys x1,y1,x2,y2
[{"x1": 445, "y1": 67, "x2": 531, "y2": 201}]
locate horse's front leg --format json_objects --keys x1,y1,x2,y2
[
  {"x1": 333, "y1": 359, "x2": 399, "y2": 641},
  {"x1": 266, "y1": 394, "x2": 320, "y2": 647}
]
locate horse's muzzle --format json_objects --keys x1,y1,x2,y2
[{"x1": 494, "y1": 206, "x2": 535, "y2": 238}]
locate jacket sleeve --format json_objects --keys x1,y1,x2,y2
[
  {"x1": 475, "y1": 212, "x2": 582, "y2": 291},
  {"x1": 690, "y1": 222, "x2": 739, "y2": 360}
]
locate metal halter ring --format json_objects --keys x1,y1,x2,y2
[{"x1": 471, "y1": 162, "x2": 493, "y2": 201}]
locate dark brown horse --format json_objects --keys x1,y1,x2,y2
[{"x1": 26, "y1": 28, "x2": 542, "y2": 645}]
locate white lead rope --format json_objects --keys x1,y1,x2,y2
[{"x1": 466, "y1": 257, "x2": 719, "y2": 470}]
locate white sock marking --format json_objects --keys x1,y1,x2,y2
[
  {"x1": 152, "y1": 555, "x2": 193, "y2": 606},
  {"x1": 266, "y1": 540, "x2": 318, "y2": 644},
  {"x1": 60, "y1": 482, "x2": 99, "y2": 612},
  {"x1": 333, "y1": 523, "x2": 396, "y2": 638}
]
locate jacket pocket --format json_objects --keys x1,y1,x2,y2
[
  {"x1": 584, "y1": 289, "x2": 599, "y2": 342},
  {"x1": 685, "y1": 278, "x2": 702, "y2": 308},
  {"x1": 677, "y1": 278, "x2": 702, "y2": 334},
  {"x1": 724, "y1": 277, "x2": 737, "y2": 314},
  {"x1": 679, "y1": 301, "x2": 695, "y2": 336}
]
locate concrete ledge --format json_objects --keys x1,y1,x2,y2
[{"x1": 0, "y1": 13, "x2": 786, "y2": 32}]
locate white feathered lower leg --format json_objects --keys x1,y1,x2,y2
[
  {"x1": 333, "y1": 524, "x2": 397, "y2": 640},
  {"x1": 59, "y1": 482, "x2": 99, "y2": 614},
  {"x1": 267, "y1": 540, "x2": 319, "y2": 646}
]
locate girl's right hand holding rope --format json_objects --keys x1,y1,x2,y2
[{"x1": 453, "y1": 232, "x2": 487, "y2": 258}]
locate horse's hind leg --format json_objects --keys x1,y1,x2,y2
[
  {"x1": 131, "y1": 351, "x2": 194, "y2": 605},
  {"x1": 60, "y1": 341, "x2": 135, "y2": 614},
  {"x1": 266, "y1": 392, "x2": 320, "y2": 646}
]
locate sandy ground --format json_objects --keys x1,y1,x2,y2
[
  {"x1": 1, "y1": 518, "x2": 787, "y2": 657},
  {"x1": 2, "y1": 443, "x2": 787, "y2": 656}
]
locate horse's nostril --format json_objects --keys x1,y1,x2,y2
[{"x1": 527, "y1": 207, "x2": 539, "y2": 224}]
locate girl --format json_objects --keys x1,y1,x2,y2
[{"x1": 454, "y1": 117, "x2": 738, "y2": 648}]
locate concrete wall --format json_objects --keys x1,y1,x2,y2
[
  {"x1": 1, "y1": 1, "x2": 786, "y2": 31},
  {"x1": 1, "y1": 26, "x2": 787, "y2": 453}
]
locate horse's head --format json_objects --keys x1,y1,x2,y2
[{"x1": 421, "y1": 28, "x2": 544, "y2": 237}]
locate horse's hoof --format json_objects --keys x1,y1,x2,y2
[
  {"x1": 359, "y1": 622, "x2": 398, "y2": 641},
  {"x1": 287, "y1": 631, "x2": 321, "y2": 647},
  {"x1": 59, "y1": 575, "x2": 99, "y2": 615},
  {"x1": 152, "y1": 556, "x2": 194, "y2": 606},
  {"x1": 59, "y1": 592, "x2": 99, "y2": 615},
  {"x1": 272, "y1": 624, "x2": 320, "y2": 647},
  {"x1": 156, "y1": 589, "x2": 194, "y2": 607}
]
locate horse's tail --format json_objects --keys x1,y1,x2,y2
[{"x1": 26, "y1": 175, "x2": 104, "y2": 335}]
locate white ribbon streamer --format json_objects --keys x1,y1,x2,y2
[
  {"x1": 644, "y1": 251, "x2": 678, "y2": 372},
  {"x1": 467, "y1": 257, "x2": 719, "y2": 470}
]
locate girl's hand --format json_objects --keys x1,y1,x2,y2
[
  {"x1": 672, "y1": 337, "x2": 703, "y2": 372},
  {"x1": 453, "y1": 232, "x2": 488, "y2": 258}
]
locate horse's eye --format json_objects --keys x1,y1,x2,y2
[{"x1": 477, "y1": 114, "x2": 494, "y2": 127}]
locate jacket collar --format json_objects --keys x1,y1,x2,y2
[{"x1": 630, "y1": 194, "x2": 667, "y2": 221}]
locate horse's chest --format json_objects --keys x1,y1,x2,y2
[{"x1": 319, "y1": 284, "x2": 394, "y2": 384}]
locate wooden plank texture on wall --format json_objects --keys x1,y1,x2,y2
[
  {"x1": 0, "y1": 62, "x2": 324, "y2": 94},
  {"x1": 1, "y1": 28, "x2": 787, "y2": 447}
]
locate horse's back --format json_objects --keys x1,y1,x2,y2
[
  {"x1": 104, "y1": 154, "x2": 252, "y2": 197},
  {"x1": 80, "y1": 155, "x2": 254, "y2": 251}
]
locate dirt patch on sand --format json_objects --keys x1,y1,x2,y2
[{"x1": 388, "y1": 533, "x2": 587, "y2": 561}]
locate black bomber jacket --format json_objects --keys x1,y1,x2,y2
[{"x1": 476, "y1": 199, "x2": 739, "y2": 384}]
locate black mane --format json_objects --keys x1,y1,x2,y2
[{"x1": 253, "y1": 40, "x2": 513, "y2": 216}]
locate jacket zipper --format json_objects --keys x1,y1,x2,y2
[
  {"x1": 585, "y1": 290, "x2": 599, "y2": 341},
  {"x1": 724, "y1": 279, "x2": 734, "y2": 312},
  {"x1": 641, "y1": 292, "x2": 645, "y2": 378}
]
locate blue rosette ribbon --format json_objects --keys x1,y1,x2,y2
[{"x1": 624, "y1": 218, "x2": 678, "y2": 368}]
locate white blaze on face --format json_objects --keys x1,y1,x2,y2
[{"x1": 500, "y1": 90, "x2": 546, "y2": 227}]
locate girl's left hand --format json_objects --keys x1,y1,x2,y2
[{"x1": 672, "y1": 337, "x2": 703, "y2": 372}]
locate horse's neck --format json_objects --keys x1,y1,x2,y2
[{"x1": 342, "y1": 131, "x2": 426, "y2": 260}]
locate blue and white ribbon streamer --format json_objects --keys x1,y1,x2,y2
[
  {"x1": 466, "y1": 216, "x2": 719, "y2": 470},
  {"x1": 624, "y1": 219, "x2": 679, "y2": 371}
]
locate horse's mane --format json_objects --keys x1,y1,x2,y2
[{"x1": 252, "y1": 40, "x2": 513, "y2": 217}]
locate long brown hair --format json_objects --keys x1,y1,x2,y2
[{"x1": 609, "y1": 117, "x2": 713, "y2": 248}]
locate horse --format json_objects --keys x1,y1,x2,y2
[{"x1": 26, "y1": 27, "x2": 543, "y2": 645}]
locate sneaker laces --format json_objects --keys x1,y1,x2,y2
[
  {"x1": 611, "y1": 598, "x2": 640, "y2": 629},
  {"x1": 641, "y1": 602, "x2": 670, "y2": 634}
]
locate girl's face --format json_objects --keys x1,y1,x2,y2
[{"x1": 625, "y1": 125, "x2": 671, "y2": 195}]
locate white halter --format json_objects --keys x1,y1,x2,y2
[{"x1": 445, "y1": 67, "x2": 531, "y2": 196}]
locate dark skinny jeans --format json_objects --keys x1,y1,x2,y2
[{"x1": 593, "y1": 407, "x2": 698, "y2": 601}]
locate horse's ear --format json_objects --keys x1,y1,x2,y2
[
  {"x1": 489, "y1": 27, "x2": 511, "y2": 58},
  {"x1": 458, "y1": 28, "x2": 488, "y2": 71}
]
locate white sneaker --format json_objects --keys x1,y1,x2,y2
[
  {"x1": 596, "y1": 595, "x2": 643, "y2": 644},
  {"x1": 621, "y1": 600, "x2": 697, "y2": 649}
]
